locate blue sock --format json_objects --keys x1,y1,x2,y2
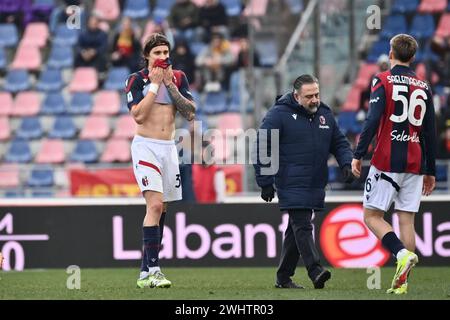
[
  {"x1": 159, "y1": 212, "x2": 166, "y2": 246},
  {"x1": 381, "y1": 231, "x2": 405, "y2": 257},
  {"x1": 142, "y1": 226, "x2": 161, "y2": 270}
]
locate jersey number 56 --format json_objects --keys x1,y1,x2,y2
[{"x1": 390, "y1": 85, "x2": 427, "y2": 126}]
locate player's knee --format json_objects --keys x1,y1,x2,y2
[{"x1": 148, "y1": 201, "x2": 164, "y2": 215}]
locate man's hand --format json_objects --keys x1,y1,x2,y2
[
  {"x1": 342, "y1": 165, "x2": 356, "y2": 183},
  {"x1": 163, "y1": 66, "x2": 174, "y2": 85},
  {"x1": 149, "y1": 67, "x2": 164, "y2": 85},
  {"x1": 422, "y1": 175, "x2": 435, "y2": 196},
  {"x1": 351, "y1": 158, "x2": 362, "y2": 178},
  {"x1": 261, "y1": 185, "x2": 275, "y2": 202}
]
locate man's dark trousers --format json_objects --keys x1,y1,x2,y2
[{"x1": 276, "y1": 209, "x2": 324, "y2": 284}]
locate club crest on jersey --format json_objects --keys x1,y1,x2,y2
[
  {"x1": 319, "y1": 115, "x2": 330, "y2": 129},
  {"x1": 142, "y1": 176, "x2": 149, "y2": 186}
]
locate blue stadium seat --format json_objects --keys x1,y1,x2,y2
[
  {"x1": 68, "y1": 92, "x2": 93, "y2": 114},
  {"x1": 36, "y1": 68, "x2": 64, "y2": 91},
  {"x1": 203, "y1": 91, "x2": 227, "y2": 114},
  {"x1": 221, "y1": 0, "x2": 242, "y2": 16},
  {"x1": 391, "y1": 0, "x2": 419, "y2": 14},
  {"x1": 415, "y1": 45, "x2": 440, "y2": 63},
  {"x1": 380, "y1": 15, "x2": 407, "y2": 39},
  {"x1": 4, "y1": 139, "x2": 33, "y2": 163},
  {"x1": 338, "y1": 111, "x2": 361, "y2": 135},
  {"x1": 436, "y1": 165, "x2": 448, "y2": 182},
  {"x1": 285, "y1": 0, "x2": 303, "y2": 14},
  {"x1": 328, "y1": 166, "x2": 338, "y2": 183},
  {"x1": 16, "y1": 117, "x2": 43, "y2": 139},
  {"x1": 255, "y1": 40, "x2": 278, "y2": 67},
  {"x1": 31, "y1": 189, "x2": 55, "y2": 197},
  {"x1": 47, "y1": 45, "x2": 74, "y2": 69},
  {"x1": 0, "y1": 23, "x2": 18, "y2": 47},
  {"x1": 48, "y1": 115, "x2": 77, "y2": 139},
  {"x1": 27, "y1": 167, "x2": 54, "y2": 187},
  {"x1": 409, "y1": 14, "x2": 435, "y2": 40},
  {"x1": 104, "y1": 67, "x2": 130, "y2": 91},
  {"x1": 41, "y1": 92, "x2": 66, "y2": 115},
  {"x1": 119, "y1": 95, "x2": 129, "y2": 114},
  {"x1": 367, "y1": 40, "x2": 390, "y2": 63},
  {"x1": 53, "y1": 23, "x2": 79, "y2": 46},
  {"x1": 123, "y1": 0, "x2": 150, "y2": 19},
  {"x1": 70, "y1": 140, "x2": 99, "y2": 163},
  {"x1": 0, "y1": 46, "x2": 6, "y2": 69},
  {"x1": 5, "y1": 190, "x2": 26, "y2": 198},
  {"x1": 3, "y1": 69, "x2": 31, "y2": 93},
  {"x1": 153, "y1": 0, "x2": 175, "y2": 21}
]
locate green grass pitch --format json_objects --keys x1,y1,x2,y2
[{"x1": 0, "y1": 267, "x2": 449, "y2": 300}]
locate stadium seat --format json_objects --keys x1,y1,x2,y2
[
  {"x1": 27, "y1": 167, "x2": 54, "y2": 187},
  {"x1": 103, "y1": 67, "x2": 130, "y2": 91},
  {"x1": 70, "y1": 140, "x2": 99, "y2": 163},
  {"x1": 217, "y1": 113, "x2": 243, "y2": 137},
  {"x1": 435, "y1": 13, "x2": 450, "y2": 38},
  {"x1": 141, "y1": 20, "x2": 157, "y2": 46},
  {"x1": 68, "y1": 92, "x2": 93, "y2": 114},
  {"x1": 221, "y1": 0, "x2": 242, "y2": 16},
  {"x1": 16, "y1": 116, "x2": 44, "y2": 139},
  {"x1": 391, "y1": 0, "x2": 419, "y2": 14},
  {"x1": 354, "y1": 63, "x2": 378, "y2": 89},
  {"x1": 285, "y1": 0, "x2": 303, "y2": 14},
  {"x1": 418, "y1": 0, "x2": 447, "y2": 13},
  {"x1": 366, "y1": 40, "x2": 390, "y2": 63},
  {"x1": 4, "y1": 139, "x2": 33, "y2": 163},
  {"x1": 0, "y1": 23, "x2": 18, "y2": 47},
  {"x1": 436, "y1": 164, "x2": 448, "y2": 182},
  {"x1": 338, "y1": 111, "x2": 362, "y2": 135},
  {"x1": 3, "y1": 69, "x2": 31, "y2": 93},
  {"x1": 255, "y1": 39, "x2": 278, "y2": 67},
  {"x1": 243, "y1": 0, "x2": 268, "y2": 16},
  {"x1": 47, "y1": 45, "x2": 74, "y2": 69},
  {"x1": 0, "y1": 164, "x2": 20, "y2": 188},
  {"x1": 36, "y1": 68, "x2": 64, "y2": 91},
  {"x1": 113, "y1": 115, "x2": 136, "y2": 139},
  {"x1": 69, "y1": 67, "x2": 98, "y2": 92},
  {"x1": 79, "y1": 115, "x2": 110, "y2": 140},
  {"x1": 342, "y1": 85, "x2": 361, "y2": 111},
  {"x1": 0, "y1": 46, "x2": 6, "y2": 69},
  {"x1": 203, "y1": 91, "x2": 227, "y2": 114},
  {"x1": 53, "y1": 23, "x2": 79, "y2": 46},
  {"x1": 10, "y1": 43, "x2": 42, "y2": 70},
  {"x1": 21, "y1": 22, "x2": 49, "y2": 47},
  {"x1": 35, "y1": 139, "x2": 65, "y2": 164},
  {"x1": 11, "y1": 91, "x2": 41, "y2": 117},
  {"x1": 123, "y1": 0, "x2": 150, "y2": 19},
  {"x1": 0, "y1": 117, "x2": 11, "y2": 141},
  {"x1": 409, "y1": 14, "x2": 435, "y2": 40},
  {"x1": 40, "y1": 92, "x2": 66, "y2": 115},
  {"x1": 48, "y1": 115, "x2": 77, "y2": 139},
  {"x1": 0, "y1": 92, "x2": 13, "y2": 116},
  {"x1": 31, "y1": 189, "x2": 54, "y2": 197},
  {"x1": 101, "y1": 138, "x2": 131, "y2": 163},
  {"x1": 152, "y1": 0, "x2": 175, "y2": 22},
  {"x1": 328, "y1": 166, "x2": 338, "y2": 183},
  {"x1": 92, "y1": 91, "x2": 120, "y2": 115},
  {"x1": 415, "y1": 45, "x2": 440, "y2": 63},
  {"x1": 380, "y1": 15, "x2": 407, "y2": 39},
  {"x1": 94, "y1": 0, "x2": 120, "y2": 21},
  {"x1": 27, "y1": 0, "x2": 56, "y2": 24}
]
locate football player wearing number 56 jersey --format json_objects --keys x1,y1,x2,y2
[{"x1": 352, "y1": 34, "x2": 436, "y2": 295}]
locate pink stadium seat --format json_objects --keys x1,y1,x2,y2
[
  {"x1": 243, "y1": 0, "x2": 268, "y2": 16},
  {"x1": 218, "y1": 113, "x2": 243, "y2": 137},
  {"x1": 418, "y1": 0, "x2": 447, "y2": 13},
  {"x1": 415, "y1": 63, "x2": 440, "y2": 85},
  {"x1": 35, "y1": 139, "x2": 66, "y2": 164},
  {"x1": 11, "y1": 91, "x2": 41, "y2": 117},
  {"x1": 0, "y1": 92, "x2": 13, "y2": 116},
  {"x1": 435, "y1": 13, "x2": 450, "y2": 38},
  {"x1": 79, "y1": 115, "x2": 110, "y2": 139},
  {"x1": 191, "y1": 0, "x2": 207, "y2": 6},
  {"x1": 0, "y1": 164, "x2": 20, "y2": 188},
  {"x1": 113, "y1": 115, "x2": 136, "y2": 139},
  {"x1": 342, "y1": 85, "x2": 362, "y2": 111},
  {"x1": 354, "y1": 63, "x2": 379, "y2": 89},
  {"x1": 69, "y1": 67, "x2": 99, "y2": 92},
  {"x1": 94, "y1": 0, "x2": 120, "y2": 21},
  {"x1": 21, "y1": 22, "x2": 49, "y2": 48},
  {"x1": 101, "y1": 138, "x2": 131, "y2": 162},
  {"x1": 0, "y1": 117, "x2": 11, "y2": 141},
  {"x1": 10, "y1": 43, "x2": 41, "y2": 70},
  {"x1": 92, "y1": 90, "x2": 120, "y2": 115}
]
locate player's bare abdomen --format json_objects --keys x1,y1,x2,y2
[{"x1": 135, "y1": 103, "x2": 177, "y2": 140}]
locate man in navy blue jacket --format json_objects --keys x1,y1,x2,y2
[{"x1": 254, "y1": 74, "x2": 354, "y2": 289}]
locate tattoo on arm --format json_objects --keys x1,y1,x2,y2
[{"x1": 166, "y1": 83, "x2": 195, "y2": 121}]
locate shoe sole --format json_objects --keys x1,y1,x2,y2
[
  {"x1": 155, "y1": 283, "x2": 171, "y2": 288},
  {"x1": 314, "y1": 270, "x2": 331, "y2": 289},
  {"x1": 394, "y1": 254, "x2": 418, "y2": 289}
]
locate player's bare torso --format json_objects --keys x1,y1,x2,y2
[{"x1": 136, "y1": 102, "x2": 177, "y2": 140}]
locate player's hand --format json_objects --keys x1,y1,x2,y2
[
  {"x1": 149, "y1": 67, "x2": 164, "y2": 85},
  {"x1": 422, "y1": 175, "x2": 435, "y2": 196},
  {"x1": 163, "y1": 66, "x2": 174, "y2": 85},
  {"x1": 351, "y1": 158, "x2": 362, "y2": 178},
  {"x1": 261, "y1": 185, "x2": 275, "y2": 202}
]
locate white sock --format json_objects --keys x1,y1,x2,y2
[
  {"x1": 148, "y1": 266, "x2": 161, "y2": 275},
  {"x1": 396, "y1": 248, "x2": 409, "y2": 261},
  {"x1": 139, "y1": 271, "x2": 149, "y2": 280}
]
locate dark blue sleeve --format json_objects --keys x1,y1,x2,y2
[
  {"x1": 253, "y1": 107, "x2": 281, "y2": 188},
  {"x1": 125, "y1": 74, "x2": 144, "y2": 110},
  {"x1": 422, "y1": 89, "x2": 437, "y2": 175},
  {"x1": 179, "y1": 71, "x2": 194, "y2": 101},
  {"x1": 330, "y1": 115, "x2": 353, "y2": 168},
  {"x1": 354, "y1": 77, "x2": 386, "y2": 159}
]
